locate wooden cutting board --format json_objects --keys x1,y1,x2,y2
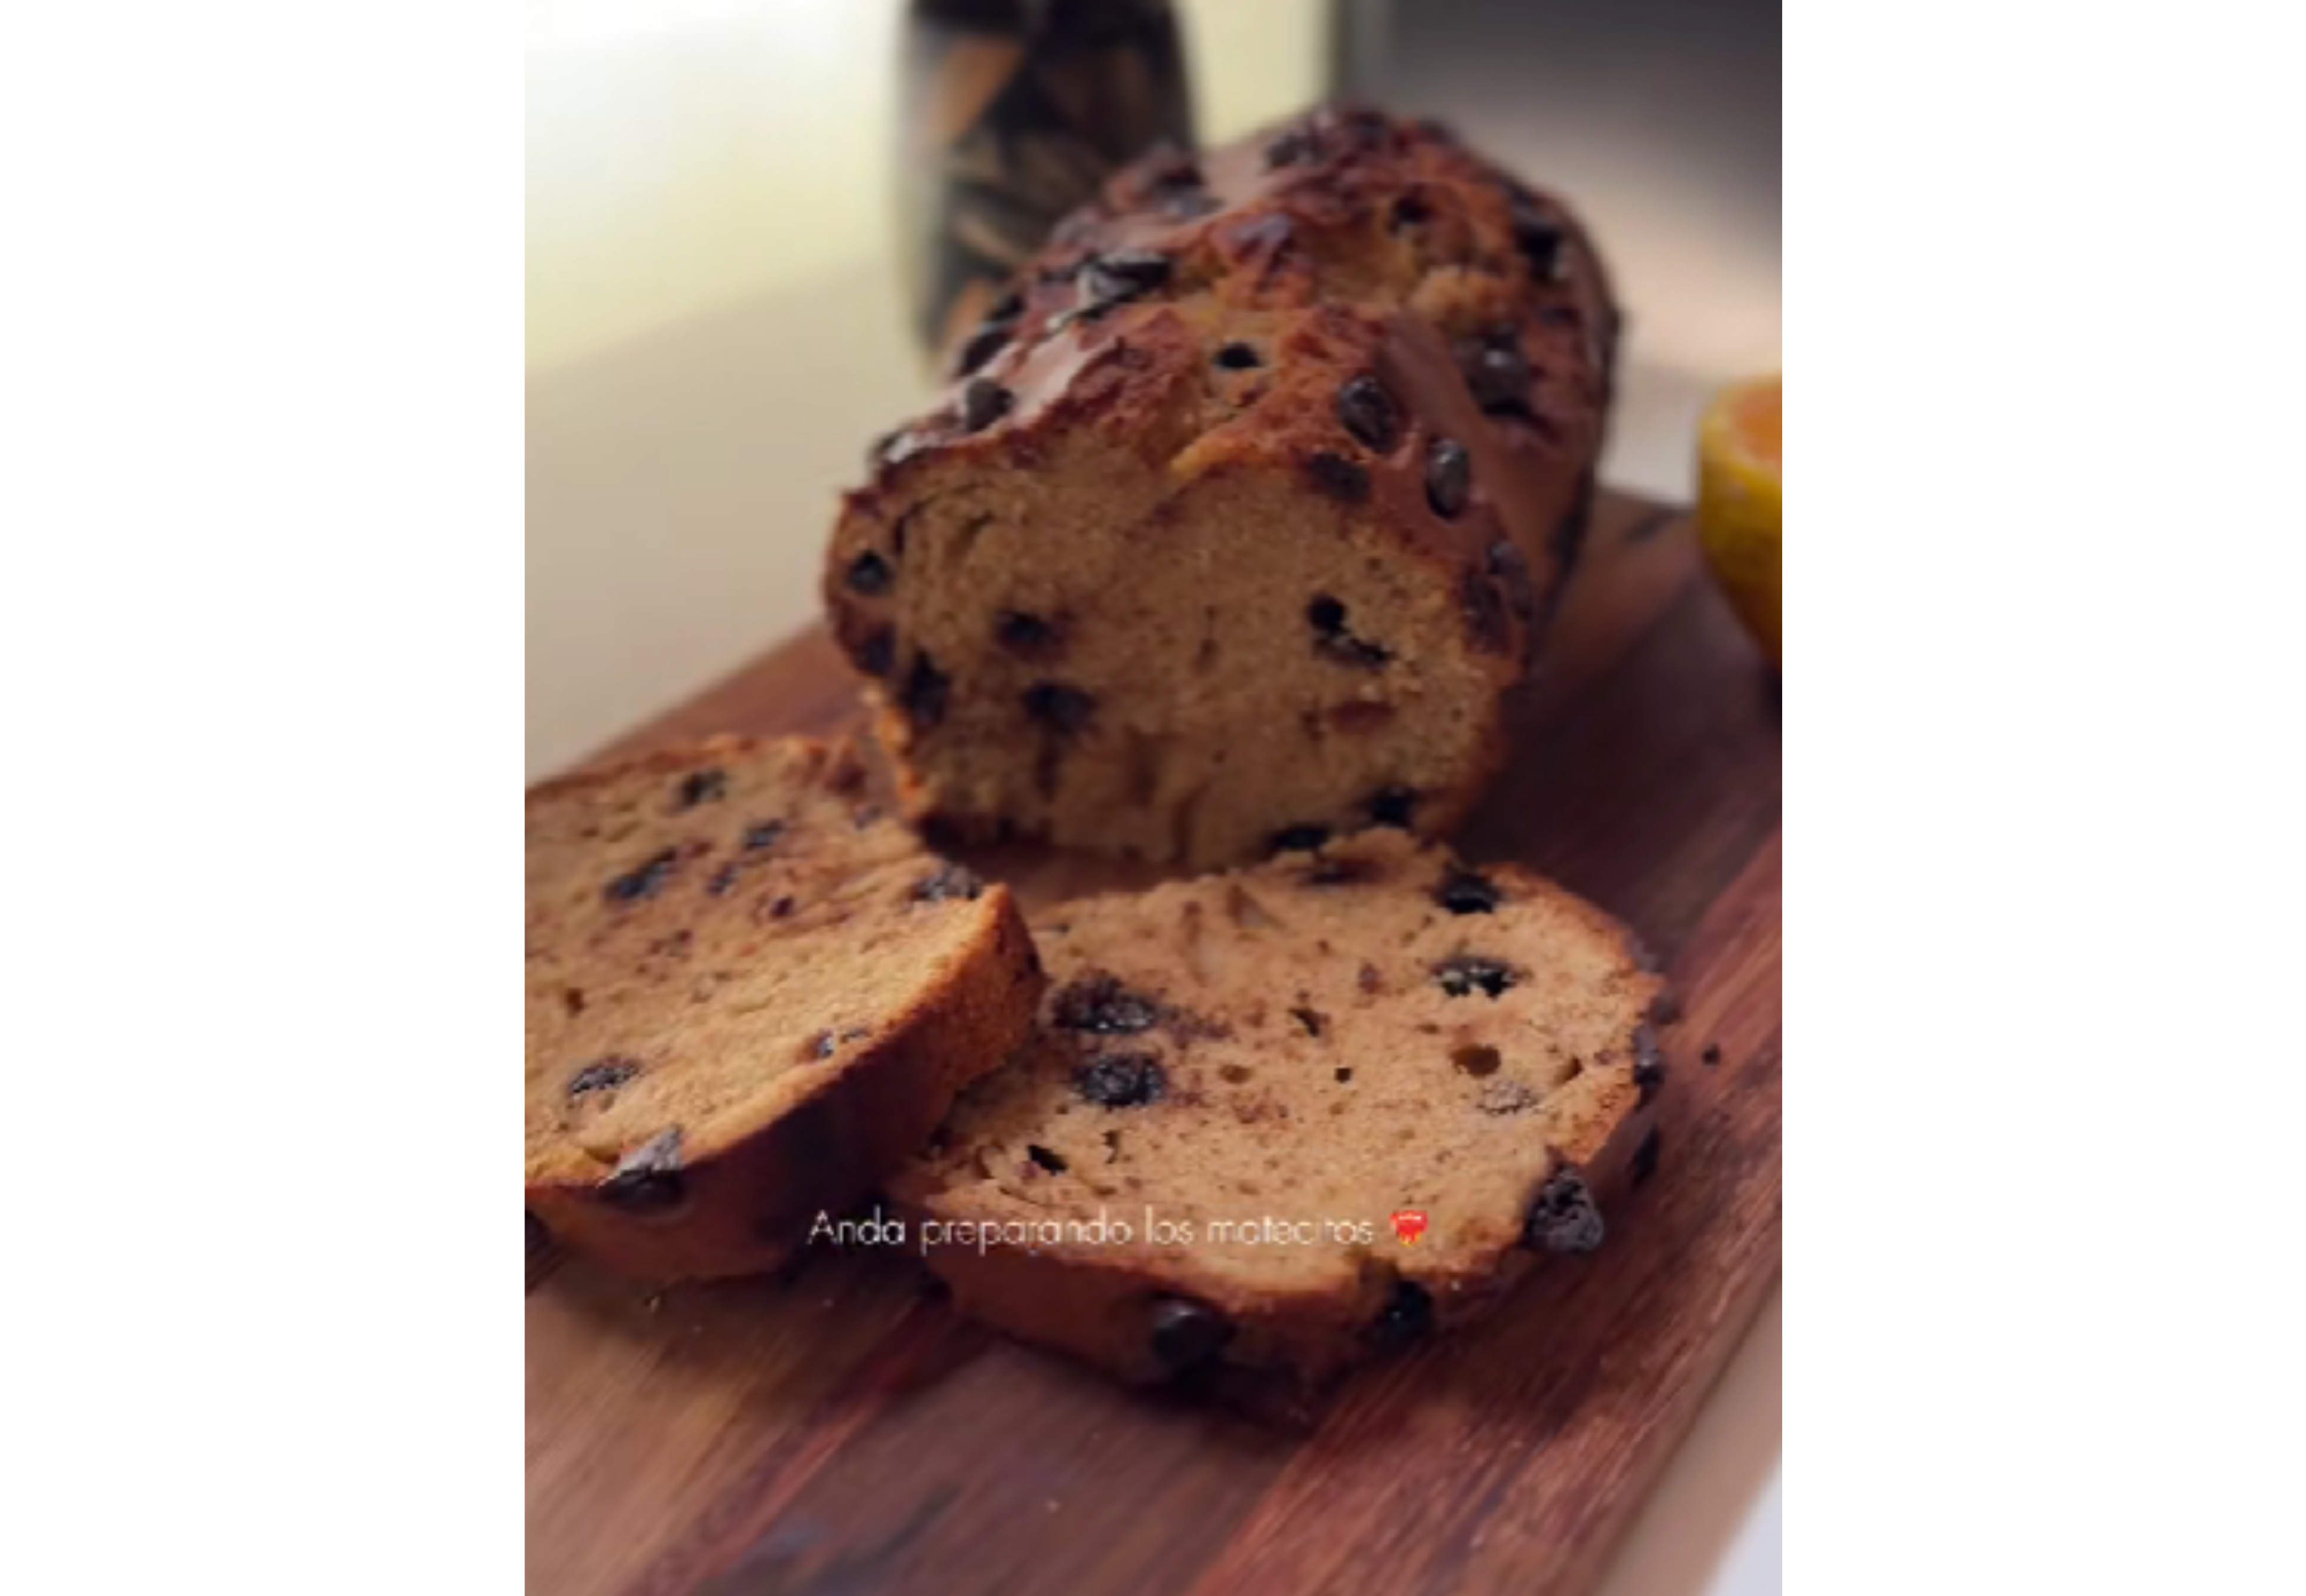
[{"x1": 528, "y1": 489, "x2": 1783, "y2": 1596}]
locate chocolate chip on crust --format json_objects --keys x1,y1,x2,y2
[
  {"x1": 1147, "y1": 1296, "x2": 1233, "y2": 1371},
  {"x1": 597, "y1": 1128, "x2": 685, "y2": 1214},
  {"x1": 1524, "y1": 1165, "x2": 1604, "y2": 1254}
]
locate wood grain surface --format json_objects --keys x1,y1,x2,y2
[{"x1": 530, "y1": 489, "x2": 1782, "y2": 1596}]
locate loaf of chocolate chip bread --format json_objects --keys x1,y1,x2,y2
[
  {"x1": 889, "y1": 830, "x2": 1664, "y2": 1385},
  {"x1": 824, "y1": 106, "x2": 1618, "y2": 870},
  {"x1": 525, "y1": 736, "x2": 1042, "y2": 1282}
]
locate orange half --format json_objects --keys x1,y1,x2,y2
[{"x1": 1696, "y1": 374, "x2": 1782, "y2": 666}]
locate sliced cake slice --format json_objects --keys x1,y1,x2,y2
[
  {"x1": 526, "y1": 735, "x2": 1042, "y2": 1281},
  {"x1": 891, "y1": 829, "x2": 1664, "y2": 1384}
]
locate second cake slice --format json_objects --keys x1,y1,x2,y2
[{"x1": 892, "y1": 830, "x2": 1664, "y2": 1384}]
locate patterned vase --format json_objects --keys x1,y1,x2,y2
[{"x1": 897, "y1": 0, "x2": 1196, "y2": 368}]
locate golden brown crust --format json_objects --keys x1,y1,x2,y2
[
  {"x1": 890, "y1": 832, "x2": 1661, "y2": 1384},
  {"x1": 908, "y1": 1100, "x2": 1653, "y2": 1387},
  {"x1": 524, "y1": 735, "x2": 1044, "y2": 1282},
  {"x1": 824, "y1": 107, "x2": 1612, "y2": 870}
]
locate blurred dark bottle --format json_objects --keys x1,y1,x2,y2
[{"x1": 898, "y1": 0, "x2": 1195, "y2": 369}]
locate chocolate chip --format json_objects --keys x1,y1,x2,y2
[
  {"x1": 852, "y1": 627, "x2": 895, "y2": 679},
  {"x1": 1524, "y1": 1166, "x2": 1604, "y2": 1253},
  {"x1": 960, "y1": 377, "x2": 1013, "y2": 433},
  {"x1": 1368, "y1": 786, "x2": 1417, "y2": 829},
  {"x1": 1074, "y1": 1051, "x2": 1167, "y2": 1107},
  {"x1": 1461, "y1": 564, "x2": 1512, "y2": 654},
  {"x1": 954, "y1": 320, "x2": 1012, "y2": 377},
  {"x1": 1506, "y1": 189, "x2": 1568, "y2": 280},
  {"x1": 1269, "y1": 825, "x2": 1331, "y2": 854},
  {"x1": 1137, "y1": 147, "x2": 1214, "y2": 215},
  {"x1": 1455, "y1": 327, "x2": 1533, "y2": 414},
  {"x1": 1303, "y1": 593, "x2": 1389, "y2": 668},
  {"x1": 1336, "y1": 374, "x2": 1402, "y2": 453},
  {"x1": 1026, "y1": 1144, "x2": 1068, "y2": 1173},
  {"x1": 766, "y1": 895, "x2": 796, "y2": 920},
  {"x1": 1487, "y1": 540, "x2": 1537, "y2": 625},
  {"x1": 707, "y1": 863, "x2": 742, "y2": 896},
  {"x1": 1213, "y1": 340, "x2": 1262, "y2": 370},
  {"x1": 1357, "y1": 962, "x2": 1382, "y2": 994},
  {"x1": 899, "y1": 653, "x2": 951, "y2": 729},
  {"x1": 1289, "y1": 1005, "x2": 1327, "y2": 1036},
  {"x1": 1436, "y1": 868, "x2": 1502, "y2": 914},
  {"x1": 1633, "y1": 1023, "x2": 1667, "y2": 1104},
  {"x1": 673, "y1": 768, "x2": 727, "y2": 809},
  {"x1": 995, "y1": 610, "x2": 1063, "y2": 658},
  {"x1": 1051, "y1": 974, "x2": 1160, "y2": 1036},
  {"x1": 1094, "y1": 247, "x2": 1174, "y2": 288},
  {"x1": 1022, "y1": 682, "x2": 1097, "y2": 736},
  {"x1": 1630, "y1": 1125, "x2": 1663, "y2": 1188},
  {"x1": 604, "y1": 848, "x2": 679, "y2": 903},
  {"x1": 1224, "y1": 212, "x2": 1294, "y2": 254},
  {"x1": 744, "y1": 821, "x2": 784, "y2": 851},
  {"x1": 567, "y1": 1057, "x2": 641, "y2": 1098},
  {"x1": 1148, "y1": 1296, "x2": 1233, "y2": 1370},
  {"x1": 1426, "y1": 438, "x2": 1472, "y2": 518},
  {"x1": 597, "y1": 1128, "x2": 685, "y2": 1214},
  {"x1": 1264, "y1": 124, "x2": 1319, "y2": 167},
  {"x1": 1702, "y1": 1043, "x2": 1724, "y2": 1067},
  {"x1": 912, "y1": 863, "x2": 985, "y2": 903},
  {"x1": 1306, "y1": 451, "x2": 1371, "y2": 503},
  {"x1": 1433, "y1": 954, "x2": 1518, "y2": 999},
  {"x1": 1080, "y1": 248, "x2": 1171, "y2": 306},
  {"x1": 869, "y1": 428, "x2": 928, "y2": 471},
  {"x1": 1369, "y1": 1279, "x2": 1434, "y2": 1350}
]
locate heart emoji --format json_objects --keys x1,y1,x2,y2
[{"x1": 1391, "y1": 1209, "x2": 1428, "y2": 1245}]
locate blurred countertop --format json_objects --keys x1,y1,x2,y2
[{"x1": 526, "y1": 8, "x2": 1777, "y2": 1591}]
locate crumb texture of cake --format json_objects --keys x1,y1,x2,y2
[
  {"x1": 825, "y1": 106, "x2": 1618, "y2": 869},
  {"x1": 524, "y1": 735, "x2": 1042, "y2": 1281},
  {"x1": 890, "y1": 829, "x2": 1663, "y2": 1384}
]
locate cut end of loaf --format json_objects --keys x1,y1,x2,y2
[
  {"x1": 830, "y1": 303, "x2": 1537, "y2": 870},
  {"x1": 826, "y1": 106, "x2": 1614, "y2": 869}
]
